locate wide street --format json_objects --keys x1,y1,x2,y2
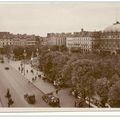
[
  {"x1": 0, "y1": 61, "x2": 50, "y2": 107},
  {"x1": 0, "y1": 57, "x2": 98, "y2": 108}
]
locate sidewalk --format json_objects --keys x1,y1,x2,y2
[{"x1": 10, "y1": 61, "x2": 56, "y2": 94}]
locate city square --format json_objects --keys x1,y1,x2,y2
[{"x1": 0, "y1": 2, "x2": 120, "y2": 108}]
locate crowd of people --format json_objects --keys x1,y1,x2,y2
[{"x1": 18, "y1": 63, "x2": 40, "y2": 83}]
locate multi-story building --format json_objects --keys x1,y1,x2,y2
[
  {"x1": 40, "y1": 37, "x2": 48, "y2": 46},
  {"x1": 0, "y1": 32, "x2": 14, "y2": 48},
  {"x1": 0, "y1": 33, "x2": 37, "y2": 48},
  {"x1": 99, "y1": 21, "x2": 120, "y2": 54},
  {"x1": 47, "y1": 33, "x2": 66, "y2": 46},
  {"x1": 66, "y1": 30, "x2": 100, "y2": 53},
  {"x1": 14, "y1": 34, "x2": 37, "y2": 47}
]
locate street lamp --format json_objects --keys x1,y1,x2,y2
[
  {"x1": 11, "y1": 50, "x2": 14, "y2": 61},
  {"x1": 23, "y1": 49, "x2": 27, "y2": 76},
  {"x1": 36, "y1": 48, "x2": 39, "y2": 75},
  {"x1": 36, "y1": 48, "x2": 39, "y2": 58}
]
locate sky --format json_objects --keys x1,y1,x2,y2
[{"x1": 0, "y1": 2, "x2": 120, "y2": 36}]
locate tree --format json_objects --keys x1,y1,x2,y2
[
  {"x1": 93, "y1": 59, "x2": 116, "y2": 79},
  {"x1": 50, "y1": 45, "x2": 59, "y2": 51},
  {"x1": 13, "y1": 46, "x2": 24, "y2": 59},
  {"x1": 60, "y1": 45, "x2": 68, "y2": 52},
  {"x1": 2, "y1": 45, "x2": 11, "y2": 57},
  {"x1": 39, "y1": 51, "x2": 69, "y2": 84},
  {"x1": 13, "y1": 46, "x2": 38, "y2": 60},
  {"x1": 95, "y1": 77, "x2": 110, "y2": 107},
  {"x1": 108, "y1": 80, "x2": 120, "y2": 107},
  {"x1": 109, "y1": 73, "x2": 120, "y2": 86},
  {"x1": 60, "y1": 54, "x2": 81, "y2": 86},
  {"x1": 69, "y1": 59, "x2": 96, "y2": 100}
]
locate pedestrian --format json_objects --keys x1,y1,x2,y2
[
  {"x1": 74, "y1": 91, "x2": 78, "y2": 98},
  {"x1": 74, "y1": 100, "x2": 77, "y2": 107},
  {"x1": 32, "y1": 77, "x2": 35, "y2": 82},
  {"x1": 18, "y1": 67, "x2": 20, "y2": 71},
  {"x1": 38, "y1": 74, "x2": 41, "y2": 78},
  {"x1": 31, "y1": 69, "x2": 34, "y2": 74},
  {"x1": 8, "y1": 98, "x2": 14, "y2": 107},
  {"x1": 5, "y1": 89, "x2": 11, "y2": 99},
  {"x1": 56, "y1": 88, "x2": 60, "y2": 94}
]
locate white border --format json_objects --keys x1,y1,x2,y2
[{"x1": 0, "y1": 1, "x2": 120, "y2": 116}]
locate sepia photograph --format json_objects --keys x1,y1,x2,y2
[{"x1": 0, "y1": 1, "x2": 120, "y2": 111}]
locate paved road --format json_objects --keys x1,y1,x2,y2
[
  {"x1": 0, "y1": 62, "x2": 50, "y2": 107},
  {"x1": 10, "y1": 61, "x2": 76, "y2": 107}
]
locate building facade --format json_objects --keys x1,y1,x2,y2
[
  {"x1": 0, "y1": 33, "x2": 37, "y2": 48},
  {"x1": 0, "y1": 32, "x2": 14, "y2": 48},
  {"x1": 99, "y1": 21, "x2": 120, "y2": 54},
  {"x1": 66, "y1": 36, "x2": 93, "y2": 53},
  {"x1": 47, "y1": 33, "x2": 66, "y2": 46},
  {"x1": 66, "y1": 30, "x2": 100, "y2": 53}
]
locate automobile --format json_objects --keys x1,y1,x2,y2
[
  {"x1": 42, "y1": 76, "x2": 47, "y2": 81},
  {"x1": 24, "y1": 94, "x2": 36, "y2": 104},
  {"x1": 42, "y1": 93, "x2": 60, "y2": 107},
  {"x1": 53, "y1": 80, "x2": 65, "y2": 88},
  {"x1": 38, "y1": 74, "x2": 41, "y2": 78},
  {"x1": 70, "y1": 88, "x2": 81, "y2": 98},
  {"x1": 5, "y1": 67, "x2": 9, "y2": 70},
  {"x1": 85, "y1": 97, "x2": 101, "y2": 107}
]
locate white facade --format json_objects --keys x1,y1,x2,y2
[
  {"x1": 66, "y1": 37, "x2": 94, "y2": 53},
  {"x1": 47, "y1": 36, "x2": 66, "y2": 46}
]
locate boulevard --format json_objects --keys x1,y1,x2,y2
[{"x1": 0, "y1": 61, "x2": 50, "y2": 107}]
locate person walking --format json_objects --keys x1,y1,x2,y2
[
  {"x1": 5, "y1": 89, "x2": 14, "y2": 107},
  {"x1": 8, "y1": 98, "x2": 14, "y2": 107},
  {"x1": 18, "y1": 67, "x2": 20, "y2": 71},
  {"x1": 26, "y1": 70, "x2": 28, "y2": 73},
  {"x1": 5, "y1": 89, "x2": 11, "y2": 99}
]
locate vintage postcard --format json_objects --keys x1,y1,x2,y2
[{"x1": 0, "y1": 1, "x2": 120, "y2": 112}]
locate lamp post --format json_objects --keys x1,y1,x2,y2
[
  {"x1": 23, "y1": 49, "x2": 27, "y2": 76},
  {"x1": 36, "y1": 48, "x2": 39, "y2": 75},
  {"x1": 11, "y1": 50, "x2": 14, "y2": 61}
]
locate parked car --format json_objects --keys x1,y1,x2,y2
[
  {"x1": 42, "y1": 93, "x2": 60, "y2": 107},
  {"x1": 5, "y1": 67, "x2": 9, "y2": 70},
  {"x1": 42, "y1": 76, "x2": 47, "y2": 81},
  {"x1": 70, "y1": 88, "x2": 81, "y2": 98},
  {"x1": 53, "y1": 80, "x2": 66, "y2": 88},
  {"x1": 85, "y1": 97, "x2": 101, "y2": 107},
  {"x1": 24, "y1": 94, "x2": 36, "y2": 104}
]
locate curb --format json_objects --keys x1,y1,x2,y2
[{"x1": 9, "y1": 62, "x2": 46, "y2": 95}]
